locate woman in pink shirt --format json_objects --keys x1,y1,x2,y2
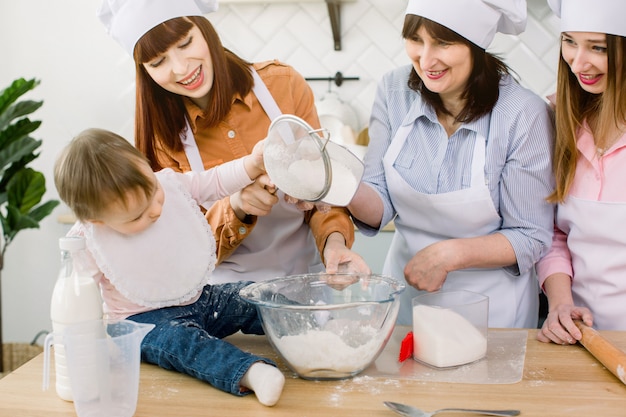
[{"x1": 537, "y1": 0, "x2": 626, "y2": 343}]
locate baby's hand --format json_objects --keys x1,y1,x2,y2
[
  {"x1": 284, "y1": 194, "x2": 314, "y2": 211},
  {"x1": 245, "y1": 140, "x2": 266, "y2": 179},
  {"x1": 283, "y1": 194, "x2": 331, "y2": 213}
]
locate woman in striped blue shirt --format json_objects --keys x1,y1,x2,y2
[{"x1": 348, "y1": 0, "x2": 555, "y2": 328}]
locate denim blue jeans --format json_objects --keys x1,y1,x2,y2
[{"x1": 128, "y1": 281, "x2": 274, "y2": 396}]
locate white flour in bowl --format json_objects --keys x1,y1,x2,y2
[
  {"x1": 285, "y1": 157, "x2": 358, "y2": 204},
  {"x1": 273, "y1": 327, "x2": 381, "y2": 375},
  {"x1": 286, "y1": 158, "x2": 327, "y2": 199},
  {"x1": 412, "y1": 304, "x2": 487, "y2": 368},
  {"x1": 265, "y1": 140, "x2": 359, "y2": 205},
  {"x1": 322, "y1": 158, "x2": 358, "y2": 206}
]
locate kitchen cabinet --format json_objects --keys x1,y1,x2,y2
[{"x1": 219, "y1": 0, "x2": 357, "y2": 50}]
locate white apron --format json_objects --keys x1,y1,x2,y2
[
  {"x1": 383, "y1": 121, "x2": 538, "y2": 328},
  {"x1": 557, "y1": 197, "x2": 626, "y2": 330},
  {"x1": 183, "y1": 68, "x2": 322, "y2": 284}
]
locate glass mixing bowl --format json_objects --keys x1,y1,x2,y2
[{"x1": 239, "y1": 273, "x2": 405, "y2": 380}]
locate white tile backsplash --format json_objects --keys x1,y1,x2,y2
[
  {"x1": 520, "y1": 16, "x2": 555, "y2": 57},
  {"x1": 507, "y1": 42, "x2": 557, "y2": 96},
  {"x1": 210, "y1": 0, "x2": 560, "y2": 131}
]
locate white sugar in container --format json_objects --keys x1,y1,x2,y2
[{"x1": 412, "y1": 290, "x2": 488, "y2": 368}]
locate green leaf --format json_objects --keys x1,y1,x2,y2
[
  {"x1": 0, "y1": 216, "x2": 10, "y2": 246},
  {"x1": 3, "y1": 205, "x2": 39, "y2": 243},
  {"x1": 0, "y1": 100, "x2": 43, "y2": 131},
  {"x1": 27, "y1": 200, "x2": 60, "y2": 222},
  {"x1": 0, "y1": 136, "x2": 41, "y2": 179},
  {"x1": 0, "y1": 118, "x2": 42, "y2": 149},
  {"x1": 0, "y1": 78, "x2": 39, "y2": 117},
  {"x1": 0, "y1": 151, "x2": 38, "y2": 191},
  {"x1": 0, "y1": 77, "x2": 58, "y2": 255},
  {"x1": 7, "y1": 168, "x2": 45, "y2": 213},
  {"x1": 11, "y1": 213, "x2": 41, "y2": 233}
]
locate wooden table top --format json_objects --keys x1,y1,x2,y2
[{"x1": 1, "y1": 327, "x2": 625, "y2": 417}]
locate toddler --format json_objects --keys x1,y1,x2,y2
[{"x1": 53, "y1": 128, "x2": 284, "y2": 406}]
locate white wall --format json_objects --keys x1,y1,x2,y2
[
  {"x1": 0, "y1": 0, "x2": 136, "y2": 344},
  {"x1": 0, "y1": 0, "x2": 560, "y2": 343}
]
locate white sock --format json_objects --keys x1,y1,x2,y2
[{"x1": 240, "y1": 362, "x2": 285, "y2": 406}]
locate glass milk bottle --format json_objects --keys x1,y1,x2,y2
[{"x1": 49, "y1": 236, "x2": 103, "y2": 401}]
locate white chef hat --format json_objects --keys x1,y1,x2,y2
[
  {"x1": 98, "y1": 0, "x2": 219, "y2": 55},
  {"x1": 548, "y1": 0, "x2": 626, "y2": 38},
  {"x1": 405, "y1": 0, "x2": 527, "y2": 49}
]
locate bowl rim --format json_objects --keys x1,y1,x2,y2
[{"x1": 239, "y1": 273, "x2": 406, "y2": 310}]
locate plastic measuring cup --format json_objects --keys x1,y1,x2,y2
[{"x1": 43, "y1": 319, "x2": 154, "y2": 417}]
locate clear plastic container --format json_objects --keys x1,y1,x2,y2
[
  {"x1": 48, "y1": 236, "x2": 103, "y2": 401},
  {"x1": 412, "y1": 290, "x2": 489, "y2": 368}
]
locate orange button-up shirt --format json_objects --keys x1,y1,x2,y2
[{"x1": 153, "y1": 60, "x2": 354, "y2": 263}]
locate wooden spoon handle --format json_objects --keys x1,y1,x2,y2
[{"x1": 575, "y1": 320, "x2": 626, "y2": 385}]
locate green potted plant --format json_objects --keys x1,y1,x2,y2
[{"x1": 0, "y1": 77, "x2": 59, "y2": 373}]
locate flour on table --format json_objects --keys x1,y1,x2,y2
[{"x1": 412, "y1": 304, "x2": 487, "y2": 368}]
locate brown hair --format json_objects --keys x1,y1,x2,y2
[
  {"x1": 54, "y1": 128, "x2": 155, "y2": 221},
  {"x1": 402, "y1": 14, "x2": 509, "y2": 123},
  {"x1": 133, "y1": 16, "x2": 253, "y2": 170},
  {"x1": 549, "y1": 34, "x2": 626, "y2": 203}
]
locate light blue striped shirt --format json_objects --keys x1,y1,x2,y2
[{"x1": 359, "y1": 65, "x2": 555, "y2": 275}]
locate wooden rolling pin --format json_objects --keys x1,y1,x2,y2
[{"x1": 574, "y1": 320, "x2": 626, "y2": 385}]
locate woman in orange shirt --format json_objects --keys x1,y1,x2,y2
[{"x1": 98, "y1": 0, "x2": 369, "y2": 283}]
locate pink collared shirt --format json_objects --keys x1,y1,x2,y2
[{"x1": 536, "y1": 123, "x2": 626, "y2": 286}]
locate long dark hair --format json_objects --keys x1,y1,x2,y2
[
  {"x1": 133, "y1": 16, "x2": 253, "y2": 170},
  {"x1": 402, "y1": 14, "x2": 509, "y2": 123}
]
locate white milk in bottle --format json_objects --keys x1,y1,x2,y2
[{"x1": 50, "y1": 236, "x2": 103, "y2": 401}]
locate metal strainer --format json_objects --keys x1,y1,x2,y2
[{"x1": 263, "y1": 115, "x2": 364, "y2": 206}]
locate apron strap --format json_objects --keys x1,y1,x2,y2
[
  {"x1": 182, "y1": 67, "x2": 281, "y2": 172},
  {"x1": 251, "y1": 67, "x2": 282, "y2": 121},
  {"x1": 181, "y1": 119, "x2": 205, "y2": 173}
]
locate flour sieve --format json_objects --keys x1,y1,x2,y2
[{"x1": 263, "y1": 114, "x2": 364, "y2": 206}]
